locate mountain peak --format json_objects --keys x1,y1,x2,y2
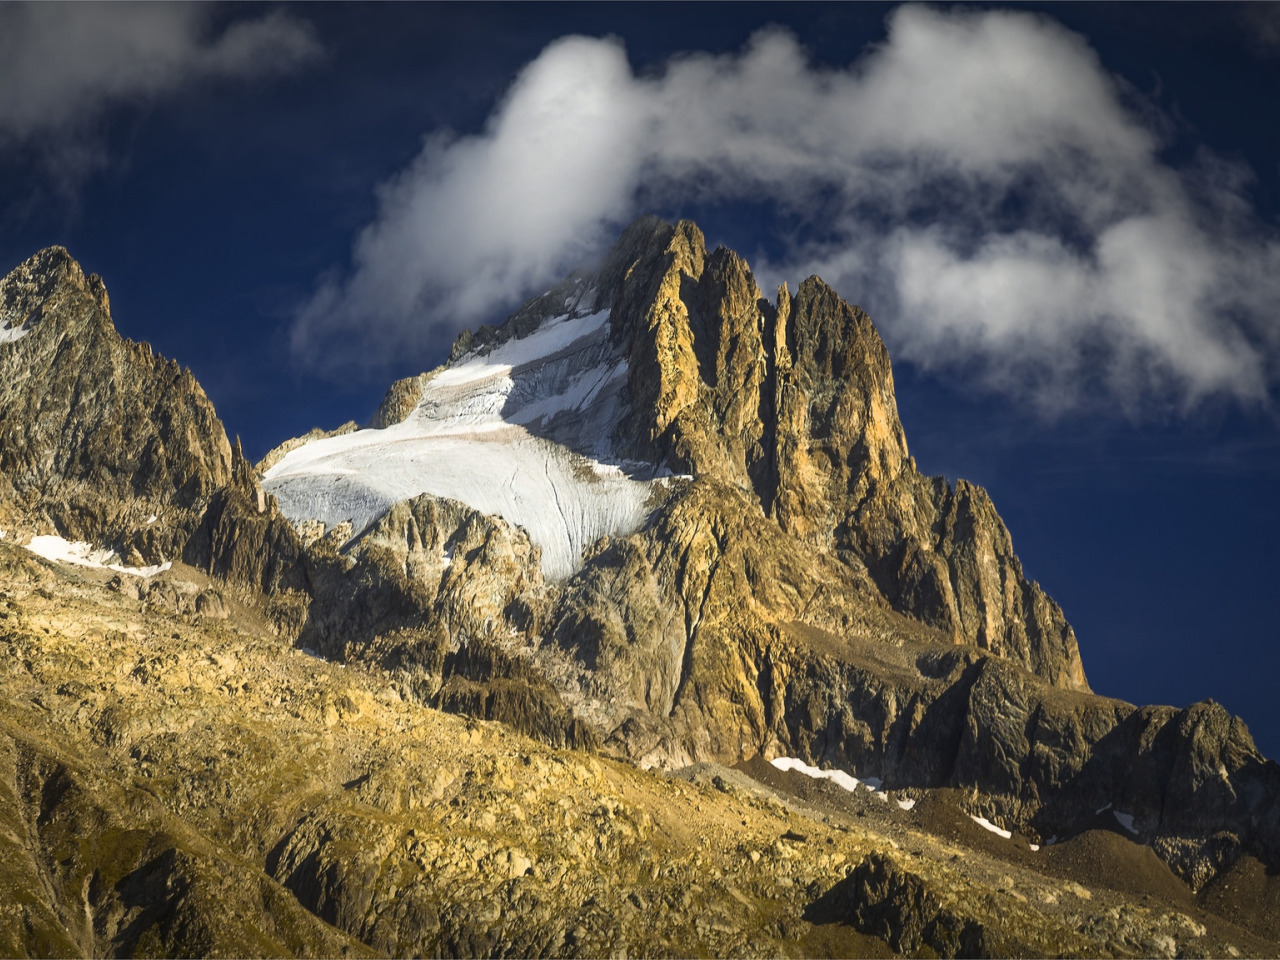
[
  {"x1": 266, "y1": 217, "x2": 1086, "y2": 694},
  {"x1": 1, "y1": 244, "x2": 110, "y2": 337},
  {"x1": 0, "y1": 246, "x2": 232, "y2": 564},
  {"x1": 3, "y1": 229, "x2": 1279, "y2": 946}
]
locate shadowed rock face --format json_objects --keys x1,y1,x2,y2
[
  {"x1": 805, "y1": 852, "x2": 999, "y2": 958},
  {"x1": 0, "y1": 247, "x2": 234, "y2": 565}
]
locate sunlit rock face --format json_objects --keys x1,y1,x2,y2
[{"x1": 265, "y1": 216, "x2": 1086, "y2": 691}]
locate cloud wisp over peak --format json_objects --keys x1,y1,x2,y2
[
  {"x1": 0, "y1": 4, "x2": 321, "y2": 183},
  {"x1": 294, "y1": 6, "x2": 1280, "y2": 416}
]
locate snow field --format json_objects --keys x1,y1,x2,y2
[{"x1": 264, "y1": 307, "x2": 670, "y2": 580}]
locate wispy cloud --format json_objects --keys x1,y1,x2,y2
[
  {"x1": 1241, "y1": 4, "x2": 1280, "y2": 57},
  {"x1": 295, "y1": 6, "x2": 1280, "y2": 415},
  {"x1": 0, "y1": 4, "x2": 320, "y2": 184}
]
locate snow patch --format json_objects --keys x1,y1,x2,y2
[
  {"x1": 769, "y1": 757, "x2": 862, "y2": 794},
  {"x1": 146, "y1": 514, "x2": 158, "y2": 525},
  {"x1": 24, "y1": 535, "x2": 170, "y2": 577},
  {"x1": 1029, "y1": 843, "x2": 1040, "y2": 852},
  {"x1": 767, "y1": 757, "x2": 911, "y2": 807},
  {"x1": 969, "y1": 815, "x2": 1012, "y2": 839},
  {"x1": 264, "y1": 306, "x2": 670, "y2": 580},
  {"x1": 0, "y1": 323, "x2": 29, "y2": 344},
  {"x1": 1113, "y1": 810, "x2": 1138, "y2": 835},
  {"x1": 432, "y1": 310, "x2": 610, "y2": 388}
]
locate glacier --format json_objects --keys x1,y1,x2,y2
[{"x1": 263, "y1": 306, "x2": 672, "y2": 580}]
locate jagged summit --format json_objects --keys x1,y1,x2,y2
[{"x1": 0, "y1": 245, "x2": 110, "y2": 339}]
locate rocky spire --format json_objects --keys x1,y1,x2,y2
[{"x1": 592, "y1": 219, "x2": 1087, "y2": 691}]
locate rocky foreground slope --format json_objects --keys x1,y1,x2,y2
[
  {"x1": 0, "y1": 226, "x2": 1278, "y2": 956},
  {"x1": 2, "y1": 546, "x2": 1279, "y2": 958}
]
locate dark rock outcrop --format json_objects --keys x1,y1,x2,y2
[
  {"x1": 182, "y1": 440, "x2": 311, "y2": 597},
  {"x1": 806, "y1": 852, "x2": 1000, "y2": 958}
]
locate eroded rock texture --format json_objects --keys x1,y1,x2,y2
[{"x1": 605, "y1": 219, "x2": 1086, "y2": 692}]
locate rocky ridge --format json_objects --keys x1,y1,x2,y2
[
  {"x1": 0, "y1": 248, "x2": 234, "y2": 567},
  {"x1": 606, "y1": 219, "x2": 1086, "y2": 691},
  {"x1": 264, "y1": 218, "x2": 1280, "y2": 889}
]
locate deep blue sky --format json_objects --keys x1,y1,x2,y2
[{"x1": 2, "y1": 3, "x2": 1278, "y2": 756}]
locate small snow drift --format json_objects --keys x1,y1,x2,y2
[
  {"x1": 264, "y1": 303, "x2": 672, "y2": 580},
  {"x1": 768, "y1": 757, "x2": 901, "y2": 806},
  {"x1": 24, "y1": 535, "x2": 171, "y2": 577},
  {"x1": 770, "y1": 756, "x2": 863, "y2": 793},
  {"x1": 1113, "y1": 810, "x2": 1139, "y2": 835},
  {"x1": 969, "y1": 815, "x2": 1013, "y2": 840}
]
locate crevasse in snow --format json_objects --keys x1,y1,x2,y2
[{"x1": 263, "y1": 305, "x2": 673, "y2": 580}]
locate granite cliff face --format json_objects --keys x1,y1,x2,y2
[
  {"x1": 1, "y1": 235, "x2": 1279, "y2": 956},
  {"x1": 607, "y1": 219, "x2": 1085, "y2": 692}
]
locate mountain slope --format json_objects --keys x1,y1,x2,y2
[{"x1": 0, "y1": 541, "x2": 1275, "y2": 959}]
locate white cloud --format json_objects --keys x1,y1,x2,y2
[
  {"x1": 293, "y1": 36, "x2": 646, "y2": 375},
  {"x1": 0, "y1": 4, "x2": 320, "y2": 179},
  {"x1": 296, "y1": 5, "x2": 1280, "y2": 413}
]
